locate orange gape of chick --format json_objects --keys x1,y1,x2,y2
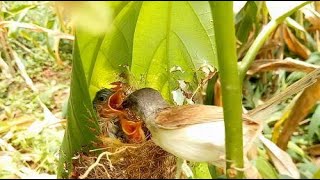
[{"x1": 97, "y1": 81, "x2": 146, "y2": 143}]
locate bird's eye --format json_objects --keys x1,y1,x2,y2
[{"x1": 98, "y1": 96, "x2": 106, "y2": 101}]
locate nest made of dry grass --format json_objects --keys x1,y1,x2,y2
[
  {"x1": 70, "y1": 85, "x2": 177, "y2": 179},
  {"x1": 71, "y1": 137, "x2": 177, "y2": 179}
]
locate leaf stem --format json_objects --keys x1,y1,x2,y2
[{"x1": 238, "y1": 20, "x2": 277, "y2": 80}]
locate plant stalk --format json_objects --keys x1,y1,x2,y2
[
  {"x1": 209, "y1": 2, "x2": 244, "y2": 178},
  {"x1": 238, "y1": 20, "x2": 278, "y2": 81}
]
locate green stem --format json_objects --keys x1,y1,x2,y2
[
  {"x1": 238, "y1": 20, "x2": 278, "y2": 80},
  {"x1": 209, "y1": 2, "x2": 243, "y2": 178}
]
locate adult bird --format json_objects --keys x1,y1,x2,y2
[{"x1": 121, "y1": 68, "x2": 320, "y2": 175}]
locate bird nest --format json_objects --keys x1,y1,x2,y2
[
  {"x1": 70, "y1": 83, "x2": 177, "y2": 179},
  {"x1": 70, "y1": 137, "x2": 177, "y2": 179}
]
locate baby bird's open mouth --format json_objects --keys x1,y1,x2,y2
[{"x1": 93, "y1": 81, "x2": 149, "y2": 144}]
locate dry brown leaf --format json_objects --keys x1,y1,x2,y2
[
  {"x1": 247, "y1": 58, "x2": 320, "y2": 75},
  {"x1": 256, "y1": 40, "x2": 282, "y2": 60},
  {"x1": 277, "y1": 75, "x2": 320, "y2": 150},
  {"x1": 259, "y1": 135, "x2": 300, "y2": 179},
  {"x1": 283, "y1": 25, "x2": 311, "y2": 60},
  {"x1": 302, "y1": 7, "x2": 320, "y2": 32},
  {"x1": 255, "y1": 24, "x2": 285, "y2": 61},
  {"x1": 306, "y1": 144, "x2": 320, "y2": 156},
  {"x1": 214, "y1": 79, "x2": 222, "y2": 106},
  {"x1": 312, "y1": 156, "x2": 320, "y2": 168}
]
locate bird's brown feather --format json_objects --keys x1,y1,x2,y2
[
  {"x1": 154, "y1": 104, "x2": 263, "y2": 154},
  {"x1": 155, "y1": 104, "x2": 260, "y2": 129}
]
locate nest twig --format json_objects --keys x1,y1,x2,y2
[{"x1": 71, "y1": 138, "x2": 176, "y2": 179}]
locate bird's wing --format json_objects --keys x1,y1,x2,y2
[{"x1": 154, "y1": 104, "x2": 259, "y2": 129}]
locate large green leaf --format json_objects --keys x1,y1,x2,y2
[
  {"x1": 75, "y1": 1, "x2": 130, "y2": 85},
  {"x1": 57, "y1": 2, "x2": 142, "y2": 178},
  {"x1": 73, "y1": 1, "x2": 141, "y2": 98},
  {"x1": 131, "y1": 1, "x2": 217, "y2": 101},
  {"x1": 57, "y1": 37, "x2": 100, "y2": 178},
  {"x1": 88, "y1": 1, "x2": 143, "y2": 99}
]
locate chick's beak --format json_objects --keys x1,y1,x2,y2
[
  {"x1": 98, "y1": 89, "x2": 127, "y2": 118},
  {"x1": 120, "y1": 119, "x2": 146, "y2": 143},
  {"x1": 108, "y1": 90, "x2": 126, "y2": 110},
  {"x1": 95, "y1": 83, "x2": 147, "y2": 144}
]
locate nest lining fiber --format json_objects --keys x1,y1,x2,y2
[{"x1": 71, "y1": 137, "x2": 176, "y2": 179}]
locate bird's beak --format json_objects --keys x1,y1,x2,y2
[
  {"x1": 108, "y1": 88, "x2": 126, "y2": 110},
  {"x1": 120, "y1": 119, "x2": 145, "y2": 143},
  {"x1": 95, "y1": 82, "x2": 146, "y2": 143},
  {"x1": 98, "y1": 88, "x2": 127, "y2": 118}
]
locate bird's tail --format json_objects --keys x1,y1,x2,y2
[{"x1": 247, "y1": 68, "x2": 320, "y2": 120}]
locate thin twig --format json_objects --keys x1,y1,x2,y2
[
  {"x1": 79, "y1": 152, "x2": 109, "y2": 179},
  {"x1": 79, "y1": 147, "x2": 130, "y2": 179}
]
